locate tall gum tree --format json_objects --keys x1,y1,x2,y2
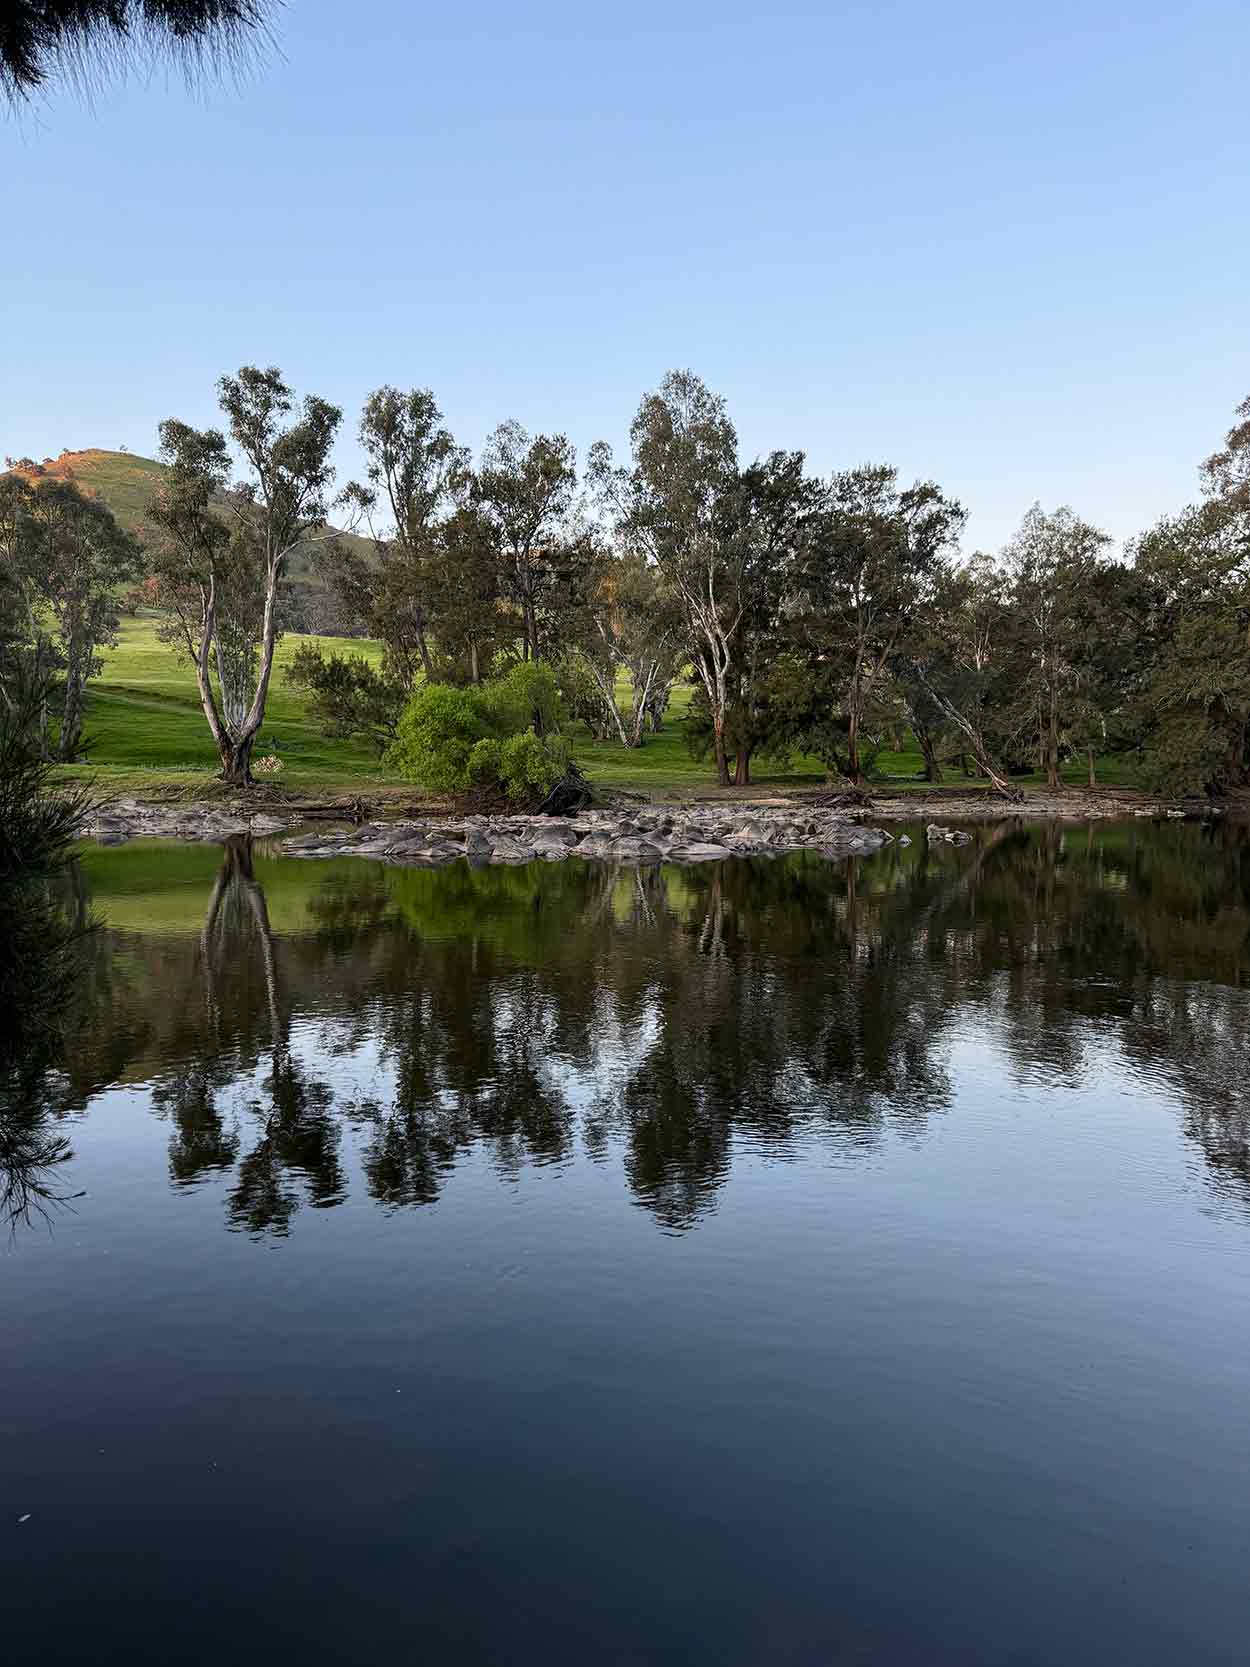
[
  {"x1": 590, "y1": 371, "x2": 742, "y2": 785},
  {"x1": 722, "y1": 450, "x2": 816, "y2": 784},
  {"x1": 1001, "y1": 503, "x2": 1111, "y2": 789},
  {"x1": 898, "y1": 555, "x2": 1021, "y2": 801},
  {"x1": 29, "y1": 480, "x2": 139, "y2": 759},
  {"x1": 474, "y1": 421, "x2": 578, "y2": 663},
  {"x1": 792, "y1": 465, "x2": 965, "y2": 786},
  {"x1": 1124, "y1": 392, "x2": 1250, "y2": 796},
  {"x1": 150, "y1": 366, "x2": 343, "y2": 785},
  {"x1": 0, "y1": 473, "x2": 137, "y2": 757},
  {"x1": 338, "y1": 386, "x2": 469, "y2": 687}
]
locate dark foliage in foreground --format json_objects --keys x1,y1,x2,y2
[
  {"x1": 0, "y1": 670, "x2": 91, "y2": 1087},
  {"x1": 0, "y1": 671, "x2": 93, "y2": 1228},
  {"x1": 1, "y1": 1, "x2": 272, "y2": 101}
]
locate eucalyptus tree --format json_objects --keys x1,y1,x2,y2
[
  {"x1": 1000, "y1": 503, "x2": 1111, "y2": 787},
  {"x1": 1128, "y1": 392, "x2": 1250, "y2": 795},
  {"x1": 0, "y1": 472, "x2": 137, "y2": 757},
  {"x1": 1132, "y1": 502, "x2": 1250, "y2": 794},
  {"x1": 716, "y1": 449, "x2": 818, "y2": 784},
  {"x1": 1201, "y1": 391, "x2": 1250, "y2": 517},
  {"x1": 27, "y1": 479, "x2": 139, "y2": 758},
  {"x1": 149, "y1": 366, "x2": 343, "y2": 785},
  {"x1": 425, "y1": 503, "x2": 503, "y2": 684},
  {"x1": 591, "y1": 371, "x2": 744, "y2": 783},
  {"x1": 550, "y1": 539, "x2": 634, "y2": 746},
  {"x1": 339, "y1": 386, "x2": 470, "y2": 686},
  {"x1": 790, "y1": 465, "x2": 965, "y2": 785},
  {"x1": 1060, "y1": 557, "x2": 1151, "y2": 785},
  {"x1": 608, "y1": 554, "x2": 684, "y2": 746},
  {"x1": 0, "y1": 475, "x2": 43, "y2": 710},
  {"x1": 897, "y1": 553, "x2": 1022, "y2": 800},
  {"x1": 474, "y1": 421, "x2": 578, "y2": 662}
]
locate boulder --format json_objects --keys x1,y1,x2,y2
[
  {"x1": 667, "y1": 843, "x2": 731, "y2": 863},
  {"x1": 531, "y1": 823, "x2": 580, "y2": 847}
]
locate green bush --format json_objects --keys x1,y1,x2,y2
[
  {"x1": 498, "y1": 731, "x2": 570, "y2": 797},
  {"x1": 385, "y1": 684, "x2": 489, "y2": 793},
  {"x1": 387, "y1": 664, "x2": 569, "y2": 801},
  {"x1": 478, "y1": 660, "x2": 563, "y2": 737}
]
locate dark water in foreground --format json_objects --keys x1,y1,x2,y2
[{"x1": 3, "y1": 821, "x2": 1250, "y2": 1665}]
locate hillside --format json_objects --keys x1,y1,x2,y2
[
  {"x1": 8, "y1": 448, "x2": 169, "y2": 537},
  {"x1": 7, "y1": 447, "x2": 375, "y2": 597}
]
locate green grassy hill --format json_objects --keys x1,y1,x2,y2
[
  {"x1": 9, "y1": 448, "x2": 169, "y2": 535},
  {"x1": 7, "y1": 447, "x2": 375, "y2": 585}
]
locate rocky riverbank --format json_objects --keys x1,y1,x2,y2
[
  {"x1": 79, "y1": 785, "x2": 1211, "y2": 856},
  {"x1": 280, "y1": 807, "x2": 900, "y2": 865}
]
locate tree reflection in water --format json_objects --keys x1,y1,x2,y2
[
  {"x1": 0, "y1": 860, "x2": 91, "y2": 1237},
  {"x1": 26, "y1": 819, "x2": 1250, "y2": 1236}
]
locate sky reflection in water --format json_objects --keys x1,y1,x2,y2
[{"x1": 3, "y1": 820, "x2": 1250, "y2": 1666}]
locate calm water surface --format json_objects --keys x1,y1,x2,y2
[{"x1": 3, "y1": 821, "x2": 1250, "y2": 1665}]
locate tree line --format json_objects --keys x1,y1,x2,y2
[{"x1": 2, "y1": 366, "x2": 1247, "y2": 795}]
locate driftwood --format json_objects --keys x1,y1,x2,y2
[
  {"x1": 537, "y1": 763, "x2": 595, "y2": 817},
  {"x1": 805, "y1": 787, "x2": 876, "y2": 811},
  {"x1": 287, "y1": 798, "x2": 370, "y2": 824}
]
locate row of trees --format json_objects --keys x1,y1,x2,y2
[
  {"x1": 2, "y1": 364, "x2": 1247, "y2": 794},
  {"x1": 292, "y1": 369, "x2": 1250, "y2": 798}
]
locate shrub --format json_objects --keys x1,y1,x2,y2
[
  {"x1": 253, "y1": 755, "x2": 284, "y2": 776},
  {"x1": 287, "y1": 642, "x2": 405, "y2": 758},
  {"x1": 387, "y1": 664, "x2": 571, "y2": 802},
  {"x1": 497, "y1": 731, "x2": 570, "y2": 798},
  {"x1": 386, "y1": 684, "x2": 489, "y2": 794},
  {"x1": 478, "y1": 660, "x2": 563, "y2": 737}
]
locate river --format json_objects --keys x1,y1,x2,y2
[{"x1": 3, "y1": 820, "x2": 1249, "y2": 1664}]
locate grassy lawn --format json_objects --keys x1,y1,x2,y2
[
  {"x1": 54, "y1": 617, "x2": 389, "y2": 797},
  {"x1": 51, "y1": 615, "x2": 1142, "y2": 801}
]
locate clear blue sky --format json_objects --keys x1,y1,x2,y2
[{"x1": 4, "y1": 0, "x2": 1247, "y2": 551}]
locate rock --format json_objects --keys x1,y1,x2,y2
[
  {"x1": 607, "y1": 838, "x2": 665, "y2": 862},
  {"x1": 489, "y1": 843, "x2": 537, "y2": 865},
  {"x1": 924, "y1": 823, "x2": 970, "y2": 845},
  {"x1": 404, "y1": 844, "x2": 462, "y2": 865},
  {"x1": 667, "y1": 843, "x2": 731, "y2": 862},
  {"x1": 531, "y1": 824, "x2": 579, "y2": 847},
  {"x1": 724, "y1": 821, "x2": 766, "y2": 849},
  {"x1": 575, "y1": 832, "x2": 613, "y2": 855},
  {"x1": 267, "y1": 806, "x2": 900, "y2": 872}
]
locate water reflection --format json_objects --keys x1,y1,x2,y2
[
  {"x1": 0, "y1": 853, "x2": 89, "y2": 1236},
  {"x1": 17, "y1": 819, "x2": 1250, "y2": 1237}
]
